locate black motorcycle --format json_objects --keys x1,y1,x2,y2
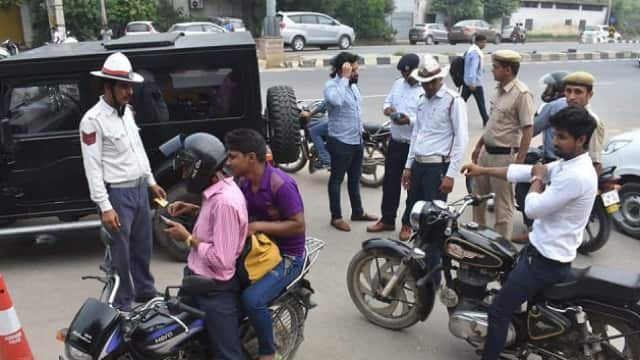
[
  {"x1": 58, "y1": 229, "x2": 325, "y2": 360},
  {"x1": 347, "y1": 194, "x2": 640, "y2": 359},
  {"x1": 277, "y1": 100, "x2": 390, "y2": 188},
  {"x1": 515, "y1": 148, "x2": 621, "y2": 254}
]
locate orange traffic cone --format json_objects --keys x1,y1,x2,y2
[{"x1": 0, "y1": 274, "x2": 33, "y2": 360}]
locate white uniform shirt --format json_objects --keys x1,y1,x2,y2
[
  {"x1": 80, "y1": 97, "x2": 156, "y2": 212},
  {"x1": 405, "y1": 85, "x2": 469, "y2": 179},
  {"x1": 507, "y1": 152, "x2": 597, "y2": 263},
  {"x1": 382, "y1": 78, "x2": 424, "y2": 143}
]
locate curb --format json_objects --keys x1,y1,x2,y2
[{"x1": 260, "y1": 49, "x2": 640, "y2": 70}]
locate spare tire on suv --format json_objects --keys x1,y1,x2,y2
[{"x1": 266, "y1": 85, "x2": 301, "y2": 164}]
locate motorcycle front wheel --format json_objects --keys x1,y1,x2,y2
[
  {"x1": 578, "y1": 199, "x2": 611, "y2": 254},
  {"x1": 360, "y1": 143, "x2": 386, "y2": 188},
  {"x1": 587, "y1": 311, "x2": 640, "y2": 359},
  {"x1": 347, "y1": 250, "x2": 422, "y2": 330},
  {"x1": 276, "y1": 143, "x2": 308, "y2": 173}
]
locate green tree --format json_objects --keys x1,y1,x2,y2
[
  {"x1": 431, "y1": 0, "x2": 483, "y2": 26},
  {"x1": 483, "y1": 0, "x2": 519, "y2": 22},
  {"x1": 0, "y1": 0, "x2": 23, "y2": 10},
  {"x1": 611, "y1": 0, "x2": 640, "y2": 36}
]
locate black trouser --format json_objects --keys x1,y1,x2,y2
[
  {"x1": 461, "y1": 85, "x2": 489, "y2": 127},
  {"x1": 483, "y1": 246, "x2": 570, "y2": 360},
  {"x1": 380, "y1": 139, "x2": 410, "y2": 225},
  {"x1": 327, "y1": 136, "x2": 364, "y2": 219}
]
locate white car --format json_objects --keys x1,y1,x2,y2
[
  {"x1": 124, "y1": 21, "x2": 159, "y2": 35},
  {"x1": 168, "y1": 22, "x2": 227, "y2": 35},
  {"x1": 277, "y1": 11, "x2": 355, "y2": 51},
  {"x1": 580, "y1": 25, "x2": 621, "y2": 43},
  {"x1": 602, "y1": 129, "x2": 640, "y2": 238}
]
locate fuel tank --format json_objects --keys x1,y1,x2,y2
[{"x1": 444, "y1": 222, "x2": 518, "y2": 269}]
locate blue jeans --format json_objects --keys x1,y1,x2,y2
[
  {"x1": 241, "y1": 256, "x2": 304, "y2": 356},
  {"x1": 401, "y1": 162, "x2": 449, "y2": 286},
  {"x1": 107, "y1": 184, "x2": 155, "y2": 311},
  {"x1": 327, "y1": 136, "x2": 364, "y2": 219},
  {"x1": 308, "y1": 119, "x2": 330, "y2": 165},
  {"x1": 482, "y1": 246, "x2": 570, "y2": 360}
]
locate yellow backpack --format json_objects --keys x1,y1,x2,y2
[{"x1": 237, "y1": 232, "x2": 282, "y2": 285}]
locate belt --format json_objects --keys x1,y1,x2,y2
[
  {"x1": 391, "y1": 138, "x2": 411, "y2": 144},
  {"x1": 415, "y1": 154, "x2": 450, "y2": 164},
  {"x1": 526, "y1": 245, "x2": 571, "y2": 266},
  {"x1": 485, "y1": 146, "x2": 519, "y2": 155},
  {"x1": 108, "y1": 177, "x2": 146, "y2": 188}
]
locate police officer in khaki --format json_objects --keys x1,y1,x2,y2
[
  {"x1": 562, "y1": 71, "x2": 604, "y2": 173},
  {"x1": 471, "y1": 50, "x2": 534, "y2": 240},
  {"x1": 80, "y1": 52, "x2": 167, "y2": 311}
]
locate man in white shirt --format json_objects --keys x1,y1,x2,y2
[
  {"x1": 367, "y1": 54, "x2": 424, "y2": 235},
  {"x1": 461, "y1": 106, "x2": 598, "y2": 360},
  {"x1": 80, "y1": 52, "x2": 167, "y2": 311},
  {"x1": 400, "y1": 54, "x2": 469, "y2": 244}
]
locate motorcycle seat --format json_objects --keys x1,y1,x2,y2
[{"x1": 543, "y1": 266, "x2": 640, "y2": 304}]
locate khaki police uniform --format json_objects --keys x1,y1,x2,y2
[{"x1": 472, "y1": 50, "x2": 534, "y2": 239}]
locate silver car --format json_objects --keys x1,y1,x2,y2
[
  {"x1": 277, "y1": 11, "x2": 356, "y2": 51},
  {"x1": 168, "y1": 22, "x2": 227, "y2": 34},
  {"x1": 409, "y1": 23, "x2": 448, "y2": 45}
]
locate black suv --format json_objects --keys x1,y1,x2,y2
[{"x1": 0, "y1": 32, "x2": 299, "y2": 259}]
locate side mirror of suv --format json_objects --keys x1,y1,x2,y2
[{"x1": 331, "y1": 20, "x2": 339, "y2": 26}]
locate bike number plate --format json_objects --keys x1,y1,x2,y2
[{"x1": 602, "y1": 190, "x2": 620, "y2": 208}]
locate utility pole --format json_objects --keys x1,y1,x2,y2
[
  {"x1": 263, "y1": 0, "x2": 279, "y2": 36},
  {"x1": 46, "y1": 0, "x2": 67, "y2": 41},
  {"x1": 606, "y1": 0, "x2": 612, "y2": 25},
  {"x1": 100, "y1": 0, "x2": 108, "y2": 28}
]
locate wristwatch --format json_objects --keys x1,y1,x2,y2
[{"x1": 530, "y1": 175, "x2": 545, "y2": 185}]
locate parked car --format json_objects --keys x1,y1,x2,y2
[
  {"x1": 213, "y1": 17, "x2": 247, "y2": 32},
  {"x1": 580, "y1": 25, "x2": 622, "y2": 43},
  {"x1": 124, "y1": 21, "x2": 159, "y2": 35},
  {"x1": 168, "y1": 22, "x2": 226, "y2": 34},
  {"x1": 0, "y1": 32, "x2": 300, "y2": 260},
  {"x1": 448, "y1": 19, "x2": 501, "y2": 45},
  {"x1": 277, "y1": 11, "x2": 355, "y2": 51},
  {"x1": 602, "y1": 129, "x2": 640, "y2": 239},
  {"x1": 409, "y1": 23, "x2": 448, "y2": 45}
]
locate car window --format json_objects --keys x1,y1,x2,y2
[
  {"x1": 317, "y1": 16, "x2": 333, "y2": 25},
  {"x1": 127, "y1": 23, "x2": 149, "y2": 32},
  {"x1": 187, "y1": 25, "x2": 203, "y2": 32},
  {"x1": 8, "y1": 81, "x2": 81, "y2": 134},
  {"x1": 300, "y1": 15, "x2": 318, "y2": 24},
  {"x1": 116, "y1": 67, "x2": 244, "y2": 122},
  {"x1": 205, "y1": 25, "x2": 224, "y2": 33},
  {"x1": 288, "y1": 15, "x2": 301, "y2": 23}
]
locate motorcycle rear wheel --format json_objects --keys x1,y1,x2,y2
[
  {"x1": 360, "y1": 143, "x2": 386, "y2": 188},
  {"x1": 578, "y1": 200, "x2": 611, "y2": 254},
  {"x1": 347, "y1": 250, "x2": 422, "y2": 330},
  {"x1": 588, "y1": 312, "x2": 640, "y2": 359}
]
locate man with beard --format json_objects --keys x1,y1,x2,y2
[
  {"x1": 367, "y1": 53, "x2": 424, "y2": 238},
  {"x1": 461, "y1": 106, "x2": 598, "y2": 360},
  {"x1": 324, "y1": 51, "x2": 377, "y2": 231}
]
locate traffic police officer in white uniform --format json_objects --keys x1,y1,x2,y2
[{"x1": 80, "y1": 52, "x2": 166, "y2": 310}]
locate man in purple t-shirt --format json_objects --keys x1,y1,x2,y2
[{"x1": 225, "y1": 128, "x2": 305, "y2": 360}]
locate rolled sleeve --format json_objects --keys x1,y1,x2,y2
[
  {"x1": 506, "y1": 164, "x2": 533, "y2": 183},
  {"x1": 525, "y1": 175, "x2": 578, "y2": 219},
  {"x1": 324, "y1": 77, "x2": 350, "y2": 107},
  {"x1": 518, "y1": 91, "x2": 535, "y2": 128}
]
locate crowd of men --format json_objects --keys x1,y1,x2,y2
[{"x1": 78, "y1": 42, "x2": 603, "y2": 359}]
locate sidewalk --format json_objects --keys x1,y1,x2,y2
[{"x1": 259, "y1": 46, "x2": 640, "y2": 71}]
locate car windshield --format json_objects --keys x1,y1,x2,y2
[
  {"x1": 415, "y1": 24, "x2": 426, "y2": 28},
  {"x1": 584, "y1": 26, "x2": 598, "y2": 31},
  {"x1": 127, "y1": 23, "x2": 149, "y2": 32}
]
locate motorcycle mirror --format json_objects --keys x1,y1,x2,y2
[{"x1": 159, "y1": 134, "x2": 184, "y2": 157}]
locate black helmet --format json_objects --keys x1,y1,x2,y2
[
  {"x1": 539, "y1": 71, "x2": 569, "y2": 103},
  {"x1": 172, "y1": 133, "x2": 227, "y2": 194}
]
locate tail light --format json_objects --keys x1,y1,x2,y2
[
  {"x1": 56, "y1": 328, "x2": 67, "y2": 342},
  {"x1": 279, "y1": 22, "x2": 285, "y2": 29}
]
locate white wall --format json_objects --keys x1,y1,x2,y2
[
  {"x1": 177, "y1": 0, "x2": 244, "y2": 20},
  {"x1": 510, "y1": 5, "x2": 607, "y2": 33}
]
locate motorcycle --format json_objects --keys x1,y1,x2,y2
[
  {"x1": 0, "y1": 39, "x2": 19, "y2": 59},
  {"x1": 515, "y1": 147, "x2": 621, "y2": 254},
  {"x1": 58, "y1": 229, "x2": 325, "y2": 360},
  {"x1": 277, "y1": 100, "x2": 390, "y2": 188},
  {"x1": 347, "y1": 193, "x2": 640, "y2": 359},
  {"x1": 510, "y1": 25, "x2": 526, "y2": 44}
]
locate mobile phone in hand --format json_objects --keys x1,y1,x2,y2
[{"x1": 159, "y1": 215, "x2": 173, "y2": 225}]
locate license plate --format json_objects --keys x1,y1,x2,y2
[{"x1": 602, "y1": 190, "x2": 620, "y2": 213}]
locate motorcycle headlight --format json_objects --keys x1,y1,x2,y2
[
  {"x1": 604, "y1": 139, "x2": 631, "y2": 155},
  {"x1": 65, "y1": 344, "x2": 92, "y2": 360},
  {"x1": 410, "y1": 201, "x2": 427, "y2": 230}
]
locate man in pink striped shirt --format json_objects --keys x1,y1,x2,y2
[{"x1": 163, "y1": 133, "x2": 247, "y2": 359}]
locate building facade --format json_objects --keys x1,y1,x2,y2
[
  {"x1": 387, "y1": 0, "x2": 429, "y2": 39},
  {"x1": 509, "y1": 0, "x2": 608, "y2": 34}
]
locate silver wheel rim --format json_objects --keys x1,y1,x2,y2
[
  {"x1": 426, "y1": 36, "x2": 433, "y2": 45},
  {"x1": 294, "y1": 38, "x2": 303, "y2": 51},
  {"x1": 622, "y1": 193, "x2": 640, "y2": 226},
  {"x1": 341, "y1": 37, "x2": 349, "y2": 48}
]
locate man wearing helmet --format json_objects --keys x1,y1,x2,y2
[
  {"x1": 367, "y1": 53, "x2": 424, "y2": 237},
  {"x1": 163, "y1": 132, "x2": 248, "y2": 359},
  {"x1": 80, "y1": 52, "x2": 166, "y2": 311}
]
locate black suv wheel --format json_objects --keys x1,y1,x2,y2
[{"x1": 266, "y1": 86, "x2": 301, "y2": 164}]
